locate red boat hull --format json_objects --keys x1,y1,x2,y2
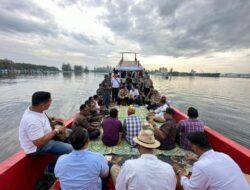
[{"x1": 0, "y1": 109, "x2": 249, "y2": 190}]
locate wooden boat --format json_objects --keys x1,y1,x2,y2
[
  {"x1": 115, "y1": 52, "x2": 145, "y2": 84},
  {"x1": 0, "y1": 106, "x2": 249, "y2": 190}
]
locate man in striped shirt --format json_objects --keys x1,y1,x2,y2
[
  {"x1": 123, "y1": 106, "x2": 142, "y2": 146},
  {"x1": 177, "y1": 107, "x2": 204, "y2": 150}
]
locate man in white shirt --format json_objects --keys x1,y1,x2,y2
[
  {"x1": 128, "y1": 86, "x2": 141, "y2": 105},
  {"x1": 111, "y1": 72, "x2": 121, "y2": 102},
  {"x1": 111, "y1": 129, "x2": 177, "y2": 190},
  {"x1": 147, "y1": 98, "x2": 169, "y2": 123},
  {"x1": 173, "y1": 132, "x2": 249, "y2": 190},
  {"x1": 19, "y1": 91, "x2": 72, "y2": 173}
]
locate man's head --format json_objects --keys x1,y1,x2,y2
[
  {"x1": 187, "y1": 107, "x2": 199, "y2": 119},
  {"x1": 93, "y1": 95, "x2": 99, "y2": 100},
  {"x1": 133, "y1": 129, "x2": 160, "y2": 154},
  {"x1": 88, "y1": 96, "x2": 93, "y2": 101},
  {"x1": 69, "y1": 128, "x2": 89, "y2": 150},
  {"x1": 188, "y1": 132, "x2": 211, "y2": 155},
  {"x1": 32, "y1": 91, "x2": 51, "y2": 110},
  {"x1": 159, "y1": 98, "x2": 166, "y2": 105},
  {"x1": 110, "y1": 108, "x2": 118, "y2": 118},
  {"x1": 104, "y1": 74, "x2": 108, "y2": 79},
  {"x1": 127, "y1": 106, "x2": 135, "y2": 115},
  {"x1": 79, "y1": 104, "x2": 89, "y2": 116},
  {"x1": 163, "y1": 107, "x2": 175, "y2": 120}
]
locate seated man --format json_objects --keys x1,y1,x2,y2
[
  {"x1": 93, "y1": 95, "x2": 101, "y2": 113},
  {"x1": 72, "y1": 106, "x2": 100, "y2": 140},
  {"x1": 111, "y1": 129, "x2": 176, "y2": 190},
  {"x1": 81, "y1": 102, "x2": 102, "y2": 126},
  {"x1": 150, "y1": 107, "x2": 177, "y2": 150},
  {"x1": 117, "y1": 84, "x2": 129, "y2": 105},
  {"x1": 123, "y1": 106, "x2": 142, "y2": 146},
  {"x1": 173, "y1": 132, "x2": 249, "y2": 190},
  {"x1": 146, "y1": 89, "x2": 161, "y2": 110},
  {"x1": 55, "y1": 128, "x2": 109, "y2": 190},
  {"x1": 147, "y1": 98, "x2": 169, "y2": 123},
  {"x1": 19, "y1": 91, "x2": 72, "y2": 173},
  {"x1": 128, "y1": 86, "x2": 141, "y2": 105},
  {"x1": 72, "y1": 116, "x2": 100, "y2": 140},
  {"x1": 102, "y1": 108, "x2": 123, "y2": 146},
  {"x1": 177, "y1": 107, "x2": 204, "y2": 150}
]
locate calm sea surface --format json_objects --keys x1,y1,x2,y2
[{"x1": 0, "y1": 73, "x2": 249, "y2": 162}]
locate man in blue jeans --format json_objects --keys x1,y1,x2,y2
[{"x1": 19, "y1": 91, "x2": 72, "y2": 173}]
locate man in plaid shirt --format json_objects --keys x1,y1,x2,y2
[
  {"x1": 123, "y1": 106, "x2": 142, "y2": 146},
  {"x1": 177, "y1": 107, "x2": 204, "y2": 150}
]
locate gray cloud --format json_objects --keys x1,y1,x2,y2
[
  {"x1": 0, "y1": 10, "x2": 58, "y2": 36},
  {"x1": 0, "y1": 0, "x2": 249, "y2": 72},
  {"x1": 53, "y1": 0, "x2": 104, "y2": 8},
  {"x1": 0, "y1": 0, "x2": 58, "y2": 36},
  {"x1": 102, "y1": 0, "x2": 250, "y2": 57},
  {"x1": 70, "y1": 33, "x2": 98, "y2": 45},
  {"x1": 0, "y1": 0, "x2": 54, "y2": 20}
]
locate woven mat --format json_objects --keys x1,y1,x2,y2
[{"x1": 88, "y1": 106, "x2": 193, "y2": 156}]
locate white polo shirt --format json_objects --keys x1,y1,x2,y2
[
  {"x1": 111, "y1": 77, "x2": 121, "y2": 88},
  {"x1": 129, "y1": 89, "x2": 139, "y2": 98},
  {"x1": 181, "y1": 150, "x2": 250, "y2": 190},
  {"x1": 116, "y1": 154, "x2": 177, "y2": 190},
  {"x1": 19, "y1": 107, "x2": 52, "y2": 154}
]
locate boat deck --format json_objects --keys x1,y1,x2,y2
[{"x1": 88, "y1": 105, "x2": 193, "y2": 157}]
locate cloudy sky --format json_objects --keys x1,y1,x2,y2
[{"x1": 0, "y1": 0, "x2": 250, "y2": 73}]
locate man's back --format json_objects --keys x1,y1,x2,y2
[
  {"x1": 102, "y1": 117, "x2": 123, "y2": 146},
  {"x1": 116, "y1": 154, "x2": 176, "y2": 190},
  {"x1": 181, "y1": 150, "x2": 249, "y2": 190},
  {"x1": 55, "y1": 149, "x2": 108, "y2": 190},
  {"x1": 156, "y1": 120, "x2": 177, "y2": 150},
  {"x1": 178, "y1": 118, "x2": 204, "y2": 149},
  {"x1": 123, "y1": 114, "x2": 142, "y2": 146}
]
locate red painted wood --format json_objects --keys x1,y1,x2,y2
[{"x1": 0, "y1": 151, "x2": 54, "y2": 190}]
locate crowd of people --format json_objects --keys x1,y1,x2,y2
[
  {"x1": 97, "y1": 73, "x2": 156, "y2": 108},
  {"x1": 18, "y1": 72, "x2": 250, "y2": 190}
]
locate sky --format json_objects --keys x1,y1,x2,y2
[{"x1": 0, "y1": 0, "x2": 250, "y2": 73}]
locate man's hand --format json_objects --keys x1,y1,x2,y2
[
  {"x1": 185, "y1": 153, "x2": 198, "y2": 161},
  {"x1": 173, "y1": 164, "x2": 186, "y2": 177}
]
